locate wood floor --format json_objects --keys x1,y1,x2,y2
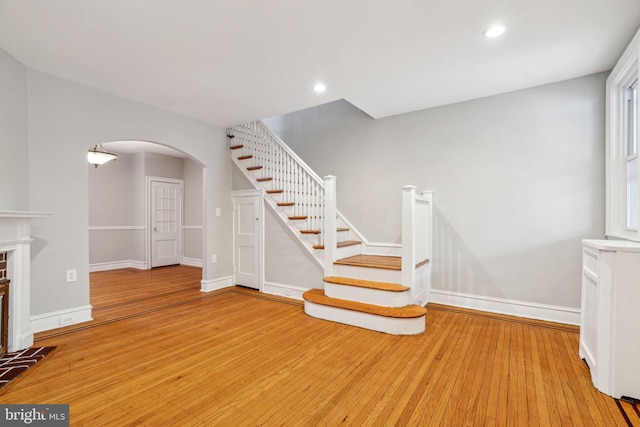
[{"x1": 0, "y1": 266, "x2": 631, "y2": 426}]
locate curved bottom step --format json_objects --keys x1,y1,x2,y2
[{"x1": 303, "y1": 289, "x2": 426, "y2": 335}]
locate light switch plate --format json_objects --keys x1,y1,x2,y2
[{"x1": 66, "y1": 269, "x2": 77, "y2": 283}]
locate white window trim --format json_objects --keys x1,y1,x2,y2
[{"x1": 606, "y1": 26, "x2": 640, "y2": 242}]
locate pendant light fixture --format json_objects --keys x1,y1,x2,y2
[{"x1": 87, "y1": 144, "x2": 117, "y2": 168}]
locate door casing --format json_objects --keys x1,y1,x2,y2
[
  {"x1": 146, "y1": 176, "x2": 184, "y2": 269},
  {"x1": 232, "y1": 189, "x2": 264, "y2": 290}
]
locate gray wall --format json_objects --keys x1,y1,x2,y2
[
  {"x1": 88, "y1": 153, "x2": 139, "y2": 264},
  {"x1": 265, "y1": 73, "x2": 607, "y2": 309},
  {"x1": 144, "y1": 152, "x2": 184, "y2": 180},
  {"x1": 183, "y1": 157, "x2": 203, "y2": 260},
  {"x1": 264, "y1": 207, "x2": 323, "y2": 288},
  {"x1": 27, "y1": 69, "x2": 231, "y2": 316},
  {"x1": 0, "y1": 48, "x2": 29, "y2": 211}
]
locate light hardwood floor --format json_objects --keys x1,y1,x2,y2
[{"x1": 0, "y1": 266, "x2": 628, "y2": 426}]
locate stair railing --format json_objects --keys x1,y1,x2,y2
[
  {"x1": 230, "y1": 121, "x2": 327, "y2": 245},
  {"x1": 401, "y1": 186, "x2": 434, "y2": 305}
]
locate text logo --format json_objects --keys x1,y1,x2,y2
[{"x1": 0, "y1": 405, "x2": 69, "y2": 426}]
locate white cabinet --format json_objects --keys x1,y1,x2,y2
[{"x1": 580, "y1": 239, "x2": 640, "y2": 399}]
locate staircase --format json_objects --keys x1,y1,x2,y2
[{"x1": 228, "y1": 121, "x2": 433, "y2": 335}]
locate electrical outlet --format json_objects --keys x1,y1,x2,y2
[
  {"x1": 283, "y1": 288, "x2": 292, "y2": 297},
  {"x1": 59, "y1": 316, "x2": 74, "y2": 326},
  {"x1": 66, "y1": 269, "x2": 77, "y2": 283},
  {"x1": 211, "y1": 255, "x2": 217, "y2": 264},
  {"x1": 216, "y1": 208, "x2": 221, "y2": 217}
]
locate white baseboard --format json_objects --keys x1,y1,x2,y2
[
  {"x1": 201, "y1": 275, "x2": 233, "y2": 292},
  {"x1": 89, "y1": 260, "x2": 147, "y2": 272},
  {"x1": 181, "y1": 257, "x2": 203, "y2": 267},
  {"x1": 11, "y1": 331, "x2": 35, "y2": 353},
  {"x1": 263, "y1": 281, "x2": 309, "y2": 300},
  {"x1": 430, "y1": 289, "x2": 580, "y2": 325},
  {"x1": 31, "y1": 305, "x2": 93, "y2": 333}
]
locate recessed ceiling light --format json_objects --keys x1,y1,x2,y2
[
  {"x1": 313, "y1": 82, "x2": 327, "y2": 93},
  {"x1": 484, "y1": 24, "x2": 506, "y2": 39}
]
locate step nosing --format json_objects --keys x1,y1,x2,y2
[
  {"x1": 323, "y1": 276, "x2": 409, "y2": 292},
  {"x1": 302, "y1": 289, "x2": 426, "y2": 318},
  {"x1": 334, "y1": 261, "x2": 402, "y2": 271}
]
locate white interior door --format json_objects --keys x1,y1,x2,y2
[
  {"x1": 151, "y1": 180, "x2": 182, "y2": 268},
  {"x1": 233, "y1": 193, "x2": 261, "y2": 289}
]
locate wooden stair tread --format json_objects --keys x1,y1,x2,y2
[
  {"x1": 289, "y1": 215, "x2": 307, "y2": 220},
  {"x1": 313, "y1": 240, "x2": 361, "y2": 250},
  {"x1": 323, "y1": 276, "x2": 409, "y2": 292},
  {"x1": 237, "y1": 155, "x2": 253, "y2": 160},
  {"x1": 256, "y1": 177, "x2": 273, "y2": 182},
  {"x1": 334, "y1": 254, "x2": 402, "y2": 270},
  {"x1": 277, "y1": 202, "x2": 295, "y2": 206},
  {"x1": 230, "y1": 145, "x2": 243, "y2": 150},
  {"x1": 300, "y1": 228, "x2": 346, "y2": 235},
  {"x1": 266, "y1": 189, "x2": 283, "y2": 194},
  {"x1": 303, "y1": 289, "x2": 426, "y2": 318},
  {"x1": 247, "y1": 166, "x2": 263, "y2": 171}
]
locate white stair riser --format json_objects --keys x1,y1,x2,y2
[
  {"x1": 336, "y1": 243, "x2": 362, "y2": 259},
  {"x1": 257, "y1": 181, "x2": 273, "y2": 191},
  {"x1": 333, "y1": 264, "x2": 402, "y2": 284},
  {"x1": 324, "y1": 283, "x2": 410, "y2": 308},
  {"x1": 337, "y1": 229, "x2": 350, "y2": 240},
  {"x1": 268, "y1": 193, "x2": 283, "y2": 202},
  {"x1": 304, "y1": 301, "x2": 425, "y2": 335},
  {"x1": 277, "y1": 205, "x2": 294, "y2": 216},
  {"x1": 300, "y1": 233, "x2": 321, "y2": 246},
  {"x1": 288, "y1": 219, "x2": 308, "y2": 230},
  {"x1": 249, "y1": 169, "x2": 264, "y2": 179}
]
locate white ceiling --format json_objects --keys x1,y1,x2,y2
[{"x1": 1, "y1": 0, "x2": 639, "y2": 129}]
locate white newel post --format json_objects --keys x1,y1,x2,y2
[
  {"x1": 323, "y1": 176, "x2": 337, "y2": 277},
  {"x1": 401, "y1": 185, "x2": 416, "y2": 289}
]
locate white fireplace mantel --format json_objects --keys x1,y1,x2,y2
[{"x1": 0, "y1": 210, "x2": 51, "y2": 352}]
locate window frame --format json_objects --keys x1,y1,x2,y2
[
  {"x1": 625, "y1": 79, "x2": 638, "y2": 231},
  {"x1": 606, "y1": 27, "x2": 640, "y2": 241}
]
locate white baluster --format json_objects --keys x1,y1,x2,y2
[
  {"x1": 296, "y1": 163, "x2": 302, "y2": 217},
  {"x1": 304, "y1": 173, "x2": 309, "y2": 228},
  {"x1": 274, "y1": 144, "x2": 279, "y2": 191}
]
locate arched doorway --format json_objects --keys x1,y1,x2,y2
[{"x1": 87, "y1": 140, "x2": 207, "y2": 297}]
